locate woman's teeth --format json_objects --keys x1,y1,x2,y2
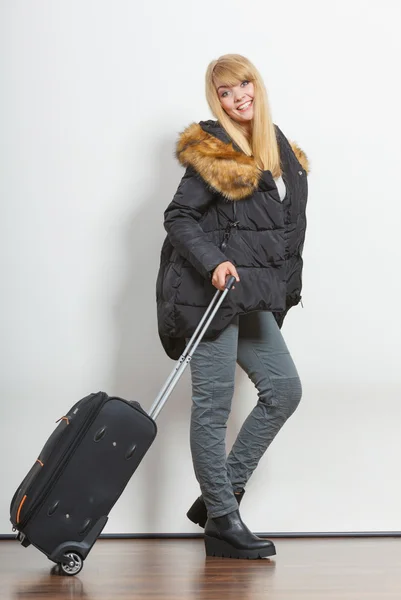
[{"x1": 237, "y1": 100, "x2": 252, "y2": 111}]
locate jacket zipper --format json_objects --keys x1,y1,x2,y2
[
  {"x1": 18, "y1": 394, "x2": 107, "y2": 528},
  {"x1": 220, "y1": 202, "x2": 239, "y2": 251}
]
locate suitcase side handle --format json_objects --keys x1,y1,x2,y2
[{"x1": 149, "y1": 276, "x2": 237, "y2": 421}]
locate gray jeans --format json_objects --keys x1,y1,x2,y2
[{"x1": 189, "y1": 311, "x2": 302, "y2": 518}]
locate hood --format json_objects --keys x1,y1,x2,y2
[{"x1": 175, "y1": 120, "x2": 310, "y2": 201}]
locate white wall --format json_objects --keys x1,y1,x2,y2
[{"x1": 1, "y1": 0, "x2": 400, "y2": 535}]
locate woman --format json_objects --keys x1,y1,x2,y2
[{"x1": 156, "y1": 54, "x2": 309, "y2": 559}]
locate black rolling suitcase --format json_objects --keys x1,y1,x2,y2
[{"x1": 10, "y1": 277, "x2": 236, "y2": 575}]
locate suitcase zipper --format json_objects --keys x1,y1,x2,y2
[{"x1": 18, "y1": 393, "x2": 108, "y2": 529}]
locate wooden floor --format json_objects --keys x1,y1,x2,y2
[{"x1": 1, "y1": 537, "x2": 401, "y2": 599}]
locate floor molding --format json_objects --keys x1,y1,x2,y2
[{"x1": 1, "y1": 531, "x2": 401, "y2": 540}]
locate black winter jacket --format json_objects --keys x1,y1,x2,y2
[{"x1": 156, "y1": 120, "x2": 309, "y2": 359}]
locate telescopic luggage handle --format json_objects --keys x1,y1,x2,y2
[{"x1": 149, "y1": 276, "x2": 237, "y2": 420}]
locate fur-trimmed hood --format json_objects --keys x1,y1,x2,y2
[{"x1": 176, "y1": 121, "x2": 309, "y2": 201}]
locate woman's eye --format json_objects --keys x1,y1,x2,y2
[
  {"x1": 221, "y1": 91, "x2": 229, "y2": 98},
  {"x1": 241, "y1": 80, "x2": 249, "y2": 87}
]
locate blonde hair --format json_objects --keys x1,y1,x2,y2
[{"x1": 205, "y1": 54, "x2": 281, "y2": 176}]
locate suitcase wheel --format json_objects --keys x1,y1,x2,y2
[{"x1": 58, "y1": 552, "x2": 83, "y2": 576}]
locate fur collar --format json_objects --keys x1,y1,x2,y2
[{"x1": 176, "y1": 121, "x2": 309, "y2": 201}]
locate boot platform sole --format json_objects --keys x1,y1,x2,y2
[{"x1": 204, "y1": 535, "x2": 276, "y2": 560}]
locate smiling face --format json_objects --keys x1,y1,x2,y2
[{"x1": 215, "y1": 79, "x2": 255, "y2": 124}]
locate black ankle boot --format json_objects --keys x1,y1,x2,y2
[
  {"x1": 186, "y1": 490, "x2": 245, "y2": 528},
  {"x1": 204, "y1": 509, "x2": 276, "y2": 559}
]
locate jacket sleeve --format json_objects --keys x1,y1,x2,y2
[{"x1": 164, "y1": 167, "x2": 229, "y2": 279}]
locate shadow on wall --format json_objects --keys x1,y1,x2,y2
[
  {"x1": 110, "y1": 135, "x2": 247, "y2": 532},
  {"x1": 110, "y1": 135, "x2": 194, "y2": 532}
]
